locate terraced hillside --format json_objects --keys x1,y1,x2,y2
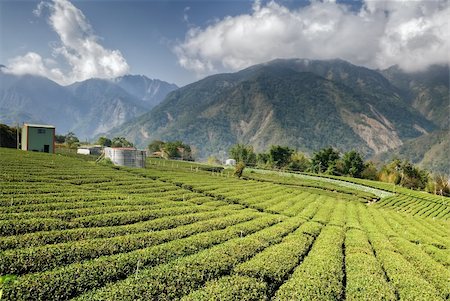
[{"x1": 0, "y1": 148, "x2": 449, "y2": 300}]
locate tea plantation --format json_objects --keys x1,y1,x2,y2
[{"x1": 0, "y1": 148, "x2": 449, "y2": 300}]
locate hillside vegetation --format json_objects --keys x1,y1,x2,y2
[
  {"x1": 109, "y1": 59, "x2": 437, "y2": 159},
  {"x1": 1, "y1": 148, "x2": 449, "y2": 300},
  {"x1": 374, "y1": 130, "x2": 450, "y2": 175}
]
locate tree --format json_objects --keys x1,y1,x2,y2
[
  {"x1": 159, "y1": 141, "x2": 192, "y2": 160},
  {"x1": 380, "y1": 159, "x2": 429, "y2": 190},
  {"x1": 229, "y1": 144, "x2": 256, "y2": 166},
  {"x1": 0, "y1": 124, "x2": 19, "y2": 148},
  {"x1": 288, "y1": 151, "x2": 310, "y2": 172},
  {"x1": 361, "y1": 161, "x2": 379, "y2": 180},
  {"x1": 163, "y1": 141, "x2": 180, "y2": 158},
  {"x1": 341, "y1": 150, "x2": 365, "y2": 178},
  {"x1": 269, "y1": 145, "x2": 294, "y2": 169},
  {"x1": 310, "y1": 147, "x2": 340, "y2": 173},
  {"x1": 400, "y1": 161, "x2": 429, "y2": 190},
  {"x1": 427, "y1": 174, "x2": 450, "y2": 197},
  {"x1": 256, "y1": 153, "x2": 270, "y2": 168},
  {"x1": 148, "y1": 140, "x2": 165, "y2": 153},
  {"x1": 55, "y1": 134, "x2": 66, "y2": 144},
  {"x1": 111, "y1": 137, "x2": 133, "y2": 148},
  {"x1": 65, "y1": 132, "x2": 79, "y2": 148},
  {"x1": 97, "y1": 137, "x2": 112, "y2": 147},
  {"x1": 233, "y1": 161, "x2": 246, "y2": 178}
]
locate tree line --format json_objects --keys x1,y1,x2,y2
[
  {"x1": 228, "y1": 144, "x2": 449, "y2": 196},
  {"x1": 148, "y1": 140, "x2": 193, "y2": 161}
]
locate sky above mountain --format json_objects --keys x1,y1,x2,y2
[{"x1": 1, "y1": 0, "x2": 448, "y2": 86}]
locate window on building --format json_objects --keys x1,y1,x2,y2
[{"x1": 37, "y1": 129, "x2": 46, "y2": 134}]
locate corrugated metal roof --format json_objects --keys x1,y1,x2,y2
[{"x1": 24, "y1": 123, "x2": 55, "y2": 129}]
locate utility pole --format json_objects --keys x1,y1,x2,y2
[{"x1": 16, "y1": 122, "x2": 20, "y2": 150}]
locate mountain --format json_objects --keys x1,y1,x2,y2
[
  {"x1": 373, "y1": 131, "x2": 450, "y2": 175},
  {"x1": 0, "y1": 72, "x2": 81, "y2": 134},
  {"x1": 67, "y1": 79, "x2": 148, "y2": 137},
  {"x1": 108, "y1": 59, "x2": 436, "y2": 158},
  {"x1": 0, "y1": 70, "x2": 177, "y2": 138},
  {"x1": 113, "y1": 75, "x2": 178, "y2": 109},
  {"x1": 381, "y1": 65, "x2": 449, "y2": 129}
]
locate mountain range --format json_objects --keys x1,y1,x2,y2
[
  {"x1": 108, "y1": 59, "x2": 447, "y2": 162},
  {"x1": 1, "y1": 59, "x2": 448, "y2": 175},
  {"x1": 0, "y1": 68, "x2": 177, "y2": 139}
]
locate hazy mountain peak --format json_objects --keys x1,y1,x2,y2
[
  {"x1": 0, "y1": 72, "x2": 177, "y2": 139},
  {"x1": 112, "y1": 74, "x2": 178, "y2": 109}
]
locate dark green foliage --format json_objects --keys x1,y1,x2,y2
[
  {"x1": 341, "y1": 150, "x2": 365, "y2": 178},
  {"x1": 64, "y1": 132, "x2": 79, "y2": 148},
  {"x1": 310, "y1": 147, "x2": 340, "y2": 174},
  {"x1": 379, "y1": 159, "x2": 429, "y2": 190},
  {"x1": 97, "y1": 137, "x2": 112, "y2": 147},
  {"x1": 111, "y1": 137, "x2": 133, "y2": 148},
  {"x1": 269, "y1": 145, "x2": 294, "y2": 169},
  {"x1": 55, "y1": 134, "x2": 66, "y2": 144},
  {"x1": 229, "y1": 144, "x2": 256, "y2": 166},
  {"x1": 147, "y1": 140, "x2": 165, "y2": 153},
  {"x1": 198, "y1": 166, "x2": 224, "y2": 173},
  {"x1": 147, "y1": 140, "x2": 192, "y2": 159},
  {"x1": 288, "y1": 151, "x2": 310, "y2": 172},
  {"x1": 256, "y1": 153, "x2": 270, "y2": 168},
  {"x1": 360, "y1": 162, "x2": 379, "y2": 181},
  {"x1": 0, "y1": 124, "x2": 18, "y2": 148},
  {"x1": 162, "y1": 141, "x2": 192, "y2": 159}
]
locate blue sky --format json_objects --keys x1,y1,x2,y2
[
  {"x1": 1, "y1": 0, "x2": 256, "y2": 85},
  {"x1": 1, "y1": 0, "x2": 448, "y2": 86}
]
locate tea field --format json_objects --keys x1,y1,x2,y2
[{"x1": 0, "y1": 148, "x2": 449, "y2": 300}]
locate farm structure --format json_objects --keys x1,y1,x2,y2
[
  {"x1": 104, "y1": 147, "x2": 146, "y2": 168},
  {"x1": 21, "y1": 123, "x2": 55, "y2": 153},
  {"x1": 225, "y1": 159, "x2": 236, "y2": 166},
  {"x1": 77, "y1": 146, "x2": 102, "y2": 155}
]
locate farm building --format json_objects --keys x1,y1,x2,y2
[
  {"x1": 225, "y1": 159, "x2": 236, "y2": 166},
  {"x1": 77, "y1": 146, "x2": 102, "y2": 155},
  {"x1": 104, "y1": 147, "x2": 147, "y2": 168},
  {"x1": 21, "y1": 124, "x2": 55, "y2": 153}
]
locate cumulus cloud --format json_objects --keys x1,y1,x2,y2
[
  {"x1": 6, "y1": 0, "x2": 129, "y2": 85},
  {"x1": 174, "y1": 0, "x2": 449, "y2": 75}
]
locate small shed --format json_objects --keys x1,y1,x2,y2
[
  {"x1": 21, "y1": 123, "x2": 55, "y2": 153},
  {"x1": 104, "y1": 147, "x2": 146, "y2": 168},
  {"x1": 225, "y1": 159, "x2": 236, "y2": 166},
  {"x1": 77, "y1": 146, "x2": 102, "y2": 155}
]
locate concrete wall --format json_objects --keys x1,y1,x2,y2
[{"x1": 22, "y1": 125, "x2": 55, "y2": 153}]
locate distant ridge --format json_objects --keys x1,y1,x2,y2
[
  {"x1": 108, "y1": 58, "x2": 441, "y2": 161},
  {"x1": 0, "y1": 70, "x2": 178, "y2": 138}
]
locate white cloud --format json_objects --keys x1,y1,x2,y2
[
  {"x1": 175, "y1": 0, "x2": 449, "y2": 75},
  {"x1": 6, "y1": 0, "x2": 129, "y2": 85}
]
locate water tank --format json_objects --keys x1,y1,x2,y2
[
  {"x1": 104, "y1": 147, "x2": 142, "y2": 168},
  {"x1": 135, "y1": 150, "x2": 147, "y2": 168}
]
